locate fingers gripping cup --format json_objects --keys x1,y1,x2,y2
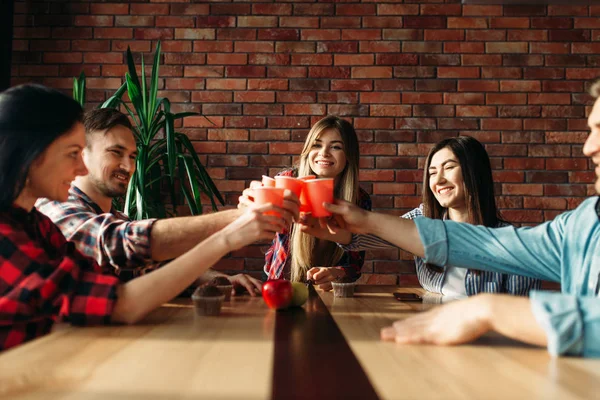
[
  {"x1": 298, "y1": 175, "x2": 316, "y2": 213},
  {"x1": 304, "y1": 178, "x2": 334, "y2": 218},
  {"x1": 274, "y1": 176, "x2": 304, "y2": 199},
  {"x1": 262, "y1": 175, "x2": 276, "y2": 187},
  {"x1": 252, "y1": 187, "x2": 285, "y2": 217}
]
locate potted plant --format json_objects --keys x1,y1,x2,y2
[{"x1": 73, "y1": 41, "x2": 224, "y2": 220}]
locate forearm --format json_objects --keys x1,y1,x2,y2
[
  {"x1": 365, "y1": 212, "x2": 425, "y2": 257},
  {"x1": 150, "y1": 209, "x2": 242, "y2": 261},
  {"x1": 112, "y1": 232, "x2": 232, "y2": 324},
  {"x1": 483, "y1": 294, "x2": 548, "y2": 347}
]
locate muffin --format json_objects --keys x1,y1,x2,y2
[
  {"x1": 192, "y1": 284, "x2": 225, "y2": 316},
  {"x1": 211, "y1": 276, "x2": 233, "y2": 301},
  {"x1": 331, "y1": 276, "x2": 357, "y2": 298}
]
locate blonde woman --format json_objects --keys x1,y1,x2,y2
[{"x1": 260, "y1": 116, "x2": 370, "y2": 290}]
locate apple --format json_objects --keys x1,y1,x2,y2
[
  {"x1": 290, "y1": 282, "x2": 309, "y2": 307},
  {"x1": 262, "y1": 279, "x2": 293, "y2": 310}
]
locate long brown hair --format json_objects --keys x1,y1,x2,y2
[
  {"x1": 289, "y1": 116, "x2": 360, "y2": 282},
  {"x1": 422, "y1": 136, "x2": 504, "y2": 272}
]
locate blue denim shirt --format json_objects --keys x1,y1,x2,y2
[{"x1": 414, "y1": 197, "x2": 600, "y2": 358}]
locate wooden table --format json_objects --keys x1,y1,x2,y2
[{"x1": 1, "y1": 286, "x2": 599, "y2": 399}]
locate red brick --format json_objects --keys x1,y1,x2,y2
[
  {"x1": 403, "y1": 42, "x2": 442, "y2": 53},
  {"x1": 360, "y1": 170, "x2": 395, "y2": 182},
  {"x1": 545, "y1": 185, "x2": 588, "y2": 197},
  {"x1": 18, "y1": 65, "x2": 59, "y2": 77},
  {"x1": 90, "y1": 3, "x2": 128, "y2": 14},
  {"x1": 268, "y1": 116, "x2": 310, "y2": 129},
  {"x1": 424, "y1": 29, "x2": 464, "y2": 41},
  {"x1": 528, "y1": 145, "x2": 571, "y2": 157},
  {"x1": 542, "y1": 106, "x2": 585, "y2": 118},
  {"x1": 500, "y1": 80, "x2": 541, "y2": 92},
  {"x1": 164, "y1": 54, "x2": 206, "y2": 65},
  {"x1": 547, "y1": 158, "x2": 589, "y2": 171},
  {"x1": 206, "y1": 54, "x2": 246, "y2": 66},
  {"x1": 394, "y1": 67, "x2": 436, "y2": 78},
  {"x1": 223, "y1": 117, "x2": 265, "y2": 129},
  {"x1": 244, "y1": 104, "x2": 283, "y2": 116},
  {"x1": 332, "y1": 79, "x2": 373, "y2": 91},
  {"x1": 486, "y1": 42, "x2": 528, "y2": 54},
  {"x1": 376, "y1": 54, "x2": 418, "y2": 66},
  {"x1": 185, "y1": 66, "x2": 224, "y2": 78},
  {"x1": 277, "y1": 92, "x2": 316, "y2": 103},
  {"x1": 377, "y1": 4, "x2": 419, "y2": 15},
  {"x1": 462, "y1": 55, "x2": 502, "y2": 66},
  {"x1": 238, "y1": 16, "x2": 278, "y2": 28},
  {"x1": 205, "y1": 79, "x2": 245, "y2": 92},
  {"x1": 130, "y1": 4, "x2": 168, "y2": 15},
  {"x1": 234, "y1": 91, "x2": 274, "y2": 103},
  {"x1": 269, "y1": 142, "x2": 305, "y2": 155},
  {"x1": 545, "y1": 131, "x2": 588, "y2": 144},
  {"x1": 549, "y1": 6, "x2": 588, "y2": 16},
  {"x1": 83, "y1": 52, "x2": 122, "y2": 64},
  {"x1": 308, "y1": 67, "x2": 350, "y2": 79},
  {"x1": 550, "y1": 29, "x2": 591, "y2": 42},
  {"x1": 493, "y1": 171, "x2": 524, "y2": 183},
  {"x1": 531, "y1": 18, "x2": 573, "y2": 29},
  {"x1": 246, "y1": 29, "x2": 292, "y2": 42},
  {"x1": 74, "y1": 16, "x2": 114, "y2": 27},
  {"x1": 334, "y1": 54, "x2": 373, "y2": 66},
  {"x1": 415, "y1": 79, "x2": 455, "y2": 92},
  {"x1": 43, "y1": 52, "x2": 82, "y2": 64},
  {"x1": 438, "y1": 67, "x2": 480, "y2": 79},
  {"x1": 192, "y1": 41, "x2": 230, "y2": 53},
  {"x1": 171, "y1": 4, "x2": 209, "y2": 15},
  {"x1": 498, "y1": 106, "x2": 541, "y2": 118},
  {"x1": 457, "y1": 106, "x2": 496, "y2": 117},
  {"x1": 370, "y1": 105, "x2": 411, "y2": 117},
  {"x1": 444, "y1": 42, "x2": 484, "y2": 54},
  {"x1": 421, "y1": 4, "x2": 461, "y2": 15},
  {"x1": 490, "y1": 18, "x2": 530, "y2": 29},
  {"x1": 184, "y1": 117, "x2": 224, "y2": 129},
  {"x1": 382, "y1": 29, "x2": 422, "y2": 41},
  {"x1": 361, "y1": 92, "x2": 401, "y2": 104},
  {"x1": 463, "y1": 5, "x2": 503, "y2": 16},
  {"x1": 448, "y1": 17, "x2": 488, "y2": 29},
  {"x1": 404, "y1": 17, "x2": 446, "y2": 29},
  {"x1": 481, "y1": 119, "x2": 522, "y2": 131},
  {"x1": 202, "y1": 104, "x2": 241, "y2": 116},
  {"x1": 289, "y1": 54, "x2": 331, "y2": 66},
  {"x1": 342, "y1": 29, "x2": 382, "y2": 41},
  {"x1": 353, "y1": 118, "x2": 394, "y2": 130},
  {"x1": 438, "y1": 118, "x2": 479, "y2": 130},
  {"x1": 216, "y1": 29, "x2": 256, "y2": 41},
  {"x1": 402, "y1": 92, "x2": 441, "y2": 104},
  {"x1": 293, "y1": 4, "x2": 334, "y2": 16},
  {"x1": 504, "y1": 158, "x2": 545, "y2": 170},
  {"x1": 546, "y1": 55, "x2": 587, "y2": 67},
  {"x1": 444, "y1": 93, "x2": 485, "y2": 105},
  {"x1": 528, "y1": 93, "x2": 571, "y2": 105},
  {"x1": 501, "y1": 131, "x2": 544, "y2": 144},
  {"x1": 328, "y1": 104, "x2": 369, "y2": 117},
  {"x1": 280, "y1": 17, "x2": 319, "y2": 28},
  {"x1": 318, "y1": 92, "x2": 358, "y2": 104},
  {"x1": 337, "y1": 4, "x2": 376, "y2": 16},
  {"x1": 543, "y1": 81, "x2": 584, "y2": 92},
  {"x1": 232, "y1": 41, "x2": 274, "y2": 53},
  {"x1": 486, "y1": 93, "x2": 526, "y2": 105},
  {"x1": 249, "y1": 54, "x2": 290, "y2": 66},
  {"x1": 458, "y1": 80, "x2": 499, "y2": 92},
  {"x1": 567, "y1": 68, "x2": 600, "y2": 80},
  {"x1": 248, "y1": 79, "x2": 288, "y2": 91},
  {"x1": 253, "y1": 3, "x2": 292, "y2": 15},
  {"x1": 134, "y1": 28, "x2": 173, "y2": 40},
  {"x1": 316, "y1": 42, "x2": 357, "y2": 53},
  {"x1": 284, "y1": 104, "x2": 326, "y2": 115},
  {"x1": 157, "y1": 16, "x2": 195, "y2": 28},
  {"x1": 115, "y1": 16, "x2": 154, "y2": 27},
  {"x1": 226, "y1": 66, "x2": 265, "y2": 78},
  {"x1": 414, "y1": 105, "x2": 454, "y2": 117},
  {"x1": 524, "y1": 197, "x2": 567, "y2": 210},
  {"x1": 362, "y1": 17, "x2": 403, "y2": 29},
  {"x1": 228, "y1": 142, "x2": 268, "y2": 154},
  {"x1": 481, "y1": 67, "x2": 522, "y2": 79},
  {"x1": 289, "y1": 79, "x2": 327, "y2": 91},
  {"x1": 502, "y1": 184, "x2": 543, "y2": 196},
  {"x1": 527, "y1": 171, "x2": 569, "y2": 184}
]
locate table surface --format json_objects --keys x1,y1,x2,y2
[{"x1": 1, "y1": 285, "x2": 599, "y2": 400}]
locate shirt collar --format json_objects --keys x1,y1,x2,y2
[{"x1": 70, "y1": 185, "x2": 106, "y2": 215}]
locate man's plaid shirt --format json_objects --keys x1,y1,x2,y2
[
  {"x1": 36, "y1": 186, "x2": 157, "y2": 281},
  {"x1": 264, "y1": 169, "x2": 372, "y2": 281},
  {"x1": 0, "y1": 205, "x2": 119, "y2": 351}
]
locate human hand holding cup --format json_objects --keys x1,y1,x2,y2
[{"x1": 304, "y1": 178, "x2": 334, "y2": 218}]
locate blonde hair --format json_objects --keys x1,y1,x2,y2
[{"x1": 289, "y1": 116, "x2": 360, "y2": 282}]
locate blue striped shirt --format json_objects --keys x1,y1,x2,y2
[{"x1": 342, "y1": 205, "x2": 541, "y2": 297}]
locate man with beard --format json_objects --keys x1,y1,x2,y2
[{"x1": 37, "y1": 108, "x2": 285, "y2": 295}]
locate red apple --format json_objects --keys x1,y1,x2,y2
[{"x1": 262, "y1": 279, "x2": 293, "y2": 310}]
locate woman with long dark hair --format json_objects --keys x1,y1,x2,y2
[
  {"x1": 0, "y1": 84, "x2": 291, "y2": 351},
  {"x1": 337, "y1": 136, "x2": 540, "y2": 298}
]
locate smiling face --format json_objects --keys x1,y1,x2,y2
[
  {"x1": 23, "y1": 122, "x2": 88, "y2": 207},
  {"x1": 583, "y1": 97, "x2": 600, "y2": 194},
  {"x1": 428, "y1": 147, "x2": 466, "y2": 210},
  {"x1": 82, "y1": 125, "x2": 137, "y2": 198},
  {"x1": 307, "y1": 128, "x2": 347, "y2": 179}
]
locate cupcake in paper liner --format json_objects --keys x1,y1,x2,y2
[
  {"x1": 210, "y1": 276, "x2": 233, "y2": 301},
  {"x1": 192, "y1": 284, "x2": 225, "y2": 316},
  {"x1": 331, "y1": 276, "x2": 357, "y2": 298}
]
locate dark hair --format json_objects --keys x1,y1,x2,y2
[
  {"x1": 423, "y1": 136, "x2": 504, "y2": 227},
  {"x1": 83, "y1": 108, "x2": 133, "y2": 147},
  {"x1": 0, "y1": 84, "x2": 82, "y2": 210},
  {"x1": 589, "y1": 77, "x2": 600, "y2": 99}
]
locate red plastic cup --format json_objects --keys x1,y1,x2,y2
[
  {"x1": 304, "y1": 178, "x2": 334, "y2": 218},
  {"x1": 298, "y1": 175, "x2": 316, "y2": 213},
  {"x1": 252, "y1": 187, "x2": 285, "y2": 217},
  {"x1": 262, "y1": 175, "x2": 276, "y2": 187},
  {"x1": 275, "y1": 176, "x2": 304, "y2": 198}
]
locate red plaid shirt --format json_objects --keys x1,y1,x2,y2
[
  {"x1": 0, "y1": 205, "x2": 119, "y2": 351},
  {"x1": 36, "y1": 186, "x2": 157, "y2": 281},
  {"x1": 264, "y1": 169, "x2": 372, "y2": 281}
]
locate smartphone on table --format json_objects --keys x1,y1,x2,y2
[{"x1": 393, "y1": 292, "x2": 422, "y2": 302}]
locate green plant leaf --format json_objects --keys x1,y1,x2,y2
[
  {"x1": 149, "y1": 41, "x2": 161, "y2": 125},
  {"x1": 101, "y1": 82, "x2": 127, "y2": 109}
]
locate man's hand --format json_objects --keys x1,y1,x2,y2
[
  {"x1": 238, "y1": 181, "x2": 300, "y2": 224},
  {"x1": 322, "y1": 200, "x2": 373, "y2": 235},
  {"x1": 228, "y1": 273, "x2": 263, "y2": 297},
  {"x1": 306, "y1": 267, "x2": 346, "y2": 292},
  {"x1": 381, "y1": 294, "x2": 493, "y2": 345}
]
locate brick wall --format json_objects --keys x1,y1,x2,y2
[{"x1": 11, "y1": 1, "x2": 599, "y2": 285}]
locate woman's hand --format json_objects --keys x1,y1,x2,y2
[
  {"x1": 322, "y1": 200, "x2": 373, "y2": 235},
  {"x1": 307, "y1": 266, "x2": 347, "y2": 291}
]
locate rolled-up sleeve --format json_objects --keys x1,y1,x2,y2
[{"x1": 530, "y1": 291, "x2": 600, "y2": 357}]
